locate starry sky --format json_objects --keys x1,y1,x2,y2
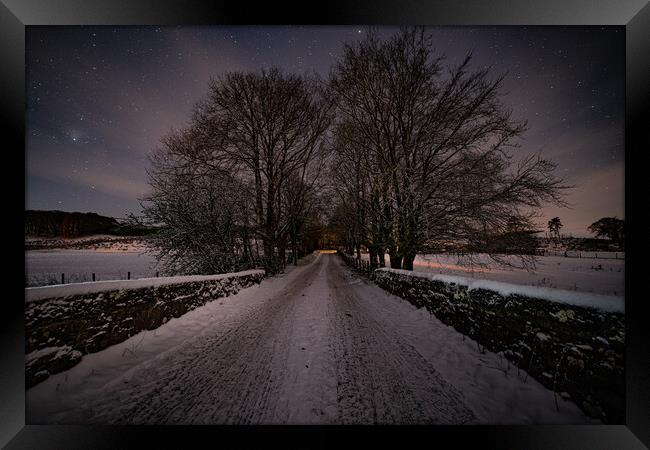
[{"x1": 26, "y1": 26, "x2": 624, "y2": 237}]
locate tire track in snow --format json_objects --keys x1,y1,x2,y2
[
  {"x1": 83, "y1": 256, "x2": 325, "y2": 424},
  {"x1": 30, "y1": 254, "x2": 591, "y2": 425},
  {"x1": 327, "y1": 257, "x2": 476, "y2": 424},
  {"x1": 41, "y1": 254, "x2": 475, "y2": 424},
  {"x1": 272, "y1": 256, "x2": 339, "y2": 423}
]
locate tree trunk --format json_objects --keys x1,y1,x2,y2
[
  {"x1": 292, "y1": 240, "x2": 298, "y2": 266},
  {"x1": 368, "y1": 246, "x2": 377, "y2": 269},
  {"x1": 263, "y1": 242, "x2": 274, "y2": 273},
  {"x1": 278, "y1": 241, "x2": 286, "y2": 270},
  {"x1": 291, "y1": 221, "x2": 298, "y2": 265},
  {"x1": 402, "y1": 251, "x2": 416, "y2": 271},
  {"x1": 389, "y1": 254, "x2": 402, "y2": 269},
  {"x1": 244, "y1": 238, "x2": 254, "y2": 267}
]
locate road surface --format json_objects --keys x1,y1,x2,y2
[{"x1": 27, "y1": 253, "x2": 591, "y2": 425}]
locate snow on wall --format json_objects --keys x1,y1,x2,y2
[
  {"x1": 25, "y1": 270, "x2": 265, "y2": 388},
  {"x1": 376, "y1": 268, "x2": 624, "y2": 313},
  {"x1": 372, "y1": 267, "x2": 625, "y2": 424},
  {"x1": 25, "y1": 270, "x2": 264, "y2": 302}
]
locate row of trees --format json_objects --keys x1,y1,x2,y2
[
  {"x1": 327, "y1": 29, "x2": 567, "y2": 270},
  {"x1": 139, "y1": 28, "x2": 569, "y2": 275},
  {"x1": 547, "y1": 216, "x2": 625, "y2": 249},
  {"x1": 139, "y1": 70, "x2": 333, "y2": 274}
]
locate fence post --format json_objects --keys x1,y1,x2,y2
[
  {"x1": 92, "y1": 273, "x2": 95, "y2": 282},
  {"x1": 127, "y1": 271, "x2": 130, "y2": 280},
  {"x1": 61, "y1": 273, "x2": 65, "y2": 284},
  {"x1": 156, "y1": 271, "x2": 159, "y2": 277}
]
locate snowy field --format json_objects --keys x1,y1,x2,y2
[
  {"x1": 362, "y1": 253, "x2": 624, "y2": 297},
  {"x1": 25, "y1": 249, "x2": 159, "y2": 287}
]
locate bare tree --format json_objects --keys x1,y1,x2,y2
[
  {"x1": 141, "y1": 68, "x2": 333, "y2": 275},
  {"x1": 330, "y1": 28, "x2": 568, "y2": 270},
  {"x1": 140, "y1": 138, "x2": 257, "y2": 274},
  {"x1": 548, "y1": 217, "x2": 563, "y2": 242}
]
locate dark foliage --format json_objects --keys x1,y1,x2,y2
[{"x1": 25, "y1": 210, "x2": 158, "y2": 238}]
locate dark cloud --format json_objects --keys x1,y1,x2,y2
[{"x1": 26, "y1": 26, "x2": 624, "y2": 235}]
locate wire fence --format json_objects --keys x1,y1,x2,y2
[
  {"x1": 25, "y1": 251, "x2": 310, "y2": 288},
  {"x1": 25, "y1": 270, "x2": 162, "y2": 288},
  {"x1": 537, "y1": 250, "x2": 625, "y2": 259}
]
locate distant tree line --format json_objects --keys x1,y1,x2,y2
[
  {"x1": 25, "y1": 210, "x2": 156, "y2": 238},
  {"x1": 140, "y1": 27, "x2": 569, "y2": 275},
  {"x1": 543, "y1": 216, "x2": 625, "y2": 251}
]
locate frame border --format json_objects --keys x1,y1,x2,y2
[{"x1": 2, "y1": 0, "x2": 648, "y2": 447}]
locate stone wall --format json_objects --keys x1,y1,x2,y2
[
  {"x1": 25, "y1": 270, "x2": 265, "y2": 388},
  {"x1": 372, "y1": 268, "x2": 625, "y2": 424}
]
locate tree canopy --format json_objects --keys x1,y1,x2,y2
[
  {"x1": 588, "y1": 217, "x2": 624, "y2": 249},
  {"x1": 328, "y1": 28, "x2": 567, "y2": 270},
  {"x1": 140, "y1": 27, "x2": 569, "y2": 275},
  {"x1": 140, "y1": 69, "x2": 333, "y2": 274}
]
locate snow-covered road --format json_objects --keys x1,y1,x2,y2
[{"x1": 27, "y1": 253, "x2": 593, "y2": 425}]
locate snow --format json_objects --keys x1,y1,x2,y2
[
  {"x1": 26, "y1": 257, "x2": 314, "y2": 424},
  {"x1": 27, "y1": 254, "x2": 595, "y2": 425},
  {"x1": 26, "y1": 346, "x2": 80, "y2": 363},
  {"x1": 25, "y1": 269, "x2": 265, "y2": 303},
  {"x1": 333, "y1": 262, "x2": 595, "y2": 424},
  {"x1": 25, "y1": 249, "x2": 158, "y2": 287},
  {"x1": 376, "y1": 268, "x2": 624, "y2": 313},
  {"x1": 362, "y1": 253, "x2": 624, "y2": 296}
]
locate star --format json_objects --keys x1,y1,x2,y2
[{"x1": 24, "y1": 26, "x2": 624, "y2": 228}]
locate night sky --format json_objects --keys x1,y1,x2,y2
[{"x1": 26, "y1": 26, "x2": 624, "y2": 237}]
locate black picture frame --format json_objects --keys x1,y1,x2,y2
[{"x1": 2, "y1": 0, "x2": 648, "y2": 448}]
